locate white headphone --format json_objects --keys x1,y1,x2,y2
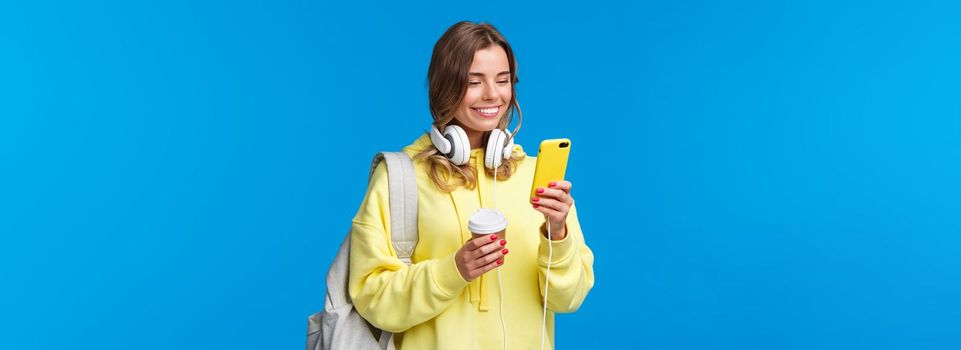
[{"x1": 429, "y1": 124, "x2": 514, "y2": 168}]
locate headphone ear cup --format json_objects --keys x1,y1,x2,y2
[
  {"x1": 430, "y1": 125, "x2": 450, "y2": 155},
  {"x1": 429, "y1": 125, "x2": 451, "y2": 154},
  {"x1": 501, "y1": 130, "x2": 514, "y2": 160},
  {"x1": 485, "y1": 129, "x2": 507, "y2": 169},
  {"x1": 444, "y1": 124, "x2": 471, "y2": 165}
]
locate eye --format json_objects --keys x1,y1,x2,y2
[
  {"x1": 497, "y1": 80, "x2": 509, "y2": 84},
  {"x1": 468, "y1": 81, "x2": 481, "y2": 86}
]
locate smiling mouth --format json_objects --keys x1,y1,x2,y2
[{"x1": 471, "y1": 106, "x2": 500, "y2": 118}]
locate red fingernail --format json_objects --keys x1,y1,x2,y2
[
  {"x1": 532, "y1": 197, "x2": 540, "y2": 202},
  {"x1": 536, "y1": 188, "x2": 545, "y2": 194},
  {"x1": 500, "y1": 240, "x2": 507, "y2": 245},
  {"x1": 490, "y1": 235, "x2": 498, "y2": 240},
  {"x1": 497, "y1": 260, "x2": 504, "y2": 265},
  {"x1": 533, "y1": 204, "x2": 540, "y2": 208},
  {"x1": 502, "y1": 249, "x2": 509, "y2": 254},
  {"x1": 549, "y1": 182, "x2": 556, "y2": 187}
]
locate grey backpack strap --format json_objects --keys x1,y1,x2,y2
[
  {"x1": 306, "y1": 152, "x2": 418, "y2": 350},
  {"x1": 370, "y1": 152, "x2": 419, "y2": 265}
]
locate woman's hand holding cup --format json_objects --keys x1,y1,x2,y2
[
  {"x1": 455, "y1": 234, "x2": 508, "y2": 282},
  {"x1": 455, "y1": 208, "x2": 509, "y2": 281}
]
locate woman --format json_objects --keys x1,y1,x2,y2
[{"x1": 348, "y1": 21, "x2": 595, "y2": 350}]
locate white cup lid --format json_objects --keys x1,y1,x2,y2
[{"x1": 468, "y1": 208, "x2": 508, "y2": 234}]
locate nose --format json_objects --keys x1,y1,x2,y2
[{"x1": 482, "y1": 81, "x2": 497, "y2": 101}]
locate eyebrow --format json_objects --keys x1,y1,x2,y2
[{"x1": 468, "y1": 71, "x2": 511, "y2": 77}]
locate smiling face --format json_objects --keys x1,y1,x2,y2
[{"x1": 451, "y1": 45, "x2": 513, "y2": 149}]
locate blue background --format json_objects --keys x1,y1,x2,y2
[{"x1": 2, "y1": 0, "x2": 960, "y2": 349}]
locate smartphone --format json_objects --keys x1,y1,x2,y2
[{"x1": 530, "y1": 138, "x2": 572, "y2": 198}]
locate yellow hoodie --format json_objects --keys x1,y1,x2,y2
[{"x1": 348, "y1": 133, "x2": 595, "y2": 350}]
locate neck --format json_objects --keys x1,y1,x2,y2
[{"x1": 467, "y1": 130, "x2": 485, "y2": 150}]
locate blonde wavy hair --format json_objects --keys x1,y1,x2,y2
[{"x1": 415, "y1": 21, "x2": 526, "y2": 193}]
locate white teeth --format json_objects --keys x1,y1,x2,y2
[{"x1": 476, "y1": 107, "x2": 498, "y2": 114}]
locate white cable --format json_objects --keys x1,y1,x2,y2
[
  {"x1": 540, "y1": 221, "x2": 552, "y2": 350},
  {"x1": 498, "y1": 269, "x2": 507, "y2": 350},
  {"x1": 493, "y1": 161, "x2": 497, "y2": 208}
]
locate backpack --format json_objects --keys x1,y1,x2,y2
[{"x1": 306, "y1": 152, "x2": 419, "y2": 350}]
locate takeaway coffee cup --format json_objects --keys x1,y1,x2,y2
[{"x1": 468, "y1": 208, "x2": 508, "y2": 241}]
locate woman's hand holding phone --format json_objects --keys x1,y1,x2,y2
[
  {"x1": 532, "y1": 180, "x2": 573, "y2": 240},
  {"x1": 529, "y1": 138, "x2": 574, "y2": 240}
]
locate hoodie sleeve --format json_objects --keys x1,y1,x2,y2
[
  {"x1": 537, "y1": 203, "x2": 596, "y2": 313},
  {"x1": 347, "y1": 162, "x2": 470, "y2": 332}
]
